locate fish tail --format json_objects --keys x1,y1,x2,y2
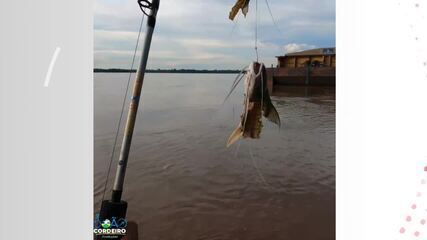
[
  {"x1": 263, "y1": 100, "x2": 281, "y2": 128},
  {"x1": 229, "y1": 0, "x2": 250, "y2": 20},
  {"x1": 241, "y1": 4, "x2": 249, "y2": 16},
  {"x1": 226, "y1": 126, "x2": 243, "y2": 147},
  {"x1": 229, "y1": 5, "x2": 240, "y2": 20}
]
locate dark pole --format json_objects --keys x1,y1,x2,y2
[{"x1": 99, "y1": 0, "x2": 160, "y2": 222}]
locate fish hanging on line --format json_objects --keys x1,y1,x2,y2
[
  {"x1": 229, "y1": 0, "x2": 251, "y2": 21},
  {"x1": 225, "y1": 62, "x2": 281, "y2": 147}
]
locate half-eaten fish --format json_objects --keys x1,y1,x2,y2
[
  {"x1": 226, "y1": 62, "x2": 281, "y2": 147},
  {"x1": 229, "y1": 0, "x2": 250, "y2": 21}
]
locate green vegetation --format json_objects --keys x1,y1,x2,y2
[{"x1": 94, "y1": 68, "x2": 240, "y2": 74}]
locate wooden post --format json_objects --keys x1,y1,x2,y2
[
  {"x1": 305, "y1": 63, "x2": 310, "y2": 85},
  {"x1": 266, "y1": 67, "x2": 274, "y2": 94}
]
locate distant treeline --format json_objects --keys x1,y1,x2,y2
[{"x1": 94, "y1": 68, "x2": 240, "y2": 74}]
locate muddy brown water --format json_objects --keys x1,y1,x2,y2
[{"x1": 94, "y1": 73, "x2": 335, "y2": 240}]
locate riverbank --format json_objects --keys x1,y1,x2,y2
[{"x1": 94, "y1": 68, "x2": 240, "y2": 74}]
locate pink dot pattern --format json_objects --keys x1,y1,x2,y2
[{"x1": 398, "y1": 166, "x2": 426, "y2": 239}]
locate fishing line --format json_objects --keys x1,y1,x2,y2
[
  {"x1": 242, "y1": 69, "x2": 252, "y2": 131},
  {"x1": 234, "y1": 141, "x2": 242, "y2": 157},
  {"x1": 254, "y1": 0, "x2": 259, "y2": 62},
  {"x1": 249, "y1": 145, "x2": 272, "y2": 189},
  {"x1": 99, "y1": 13, "x2": 145, "y2": 208},
  {"x1": 181, "y1": 64, "x2": 247, "y2": 152},
  {"x1": 222, "y1": 65, "x2": 248, "y2": 104},
  {"x1": 229, "y1": 13, "x2": 240, "y2": 38},
  {"x1": 264, "y1": 0, "x2": 284, "y2": 37},
  {"x1": 260, "y1": 63, "x2": 264, "y2": 111}
]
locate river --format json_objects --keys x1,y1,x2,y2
[{"x1": 94, "y1": 73, "x2": 335, "y2": 240}]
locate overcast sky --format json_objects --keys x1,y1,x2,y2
[{"x1": 94, "y1": 0, "x2": 335, "y2": 69}]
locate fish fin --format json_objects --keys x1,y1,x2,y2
[
  {"x1": 222, "y1": 66, "x2": 247, "y2": 104},
  {"x1": 226, "y1": 126, "x2": 243, "y2": 147},
  {"x1": 264, "y1": 102, "x2": 281, "y2": 128}
]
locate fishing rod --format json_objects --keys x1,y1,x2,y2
[{"x1": 99, "y1": 0, "x2": 160, "y2": 222}]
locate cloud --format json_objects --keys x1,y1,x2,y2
[
  {"x1": 283, "y1": 43, "x2": 317, "y2": 54},
  {"x1": 94, "y1": 0, "x2": 335, "y2": 69}
]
